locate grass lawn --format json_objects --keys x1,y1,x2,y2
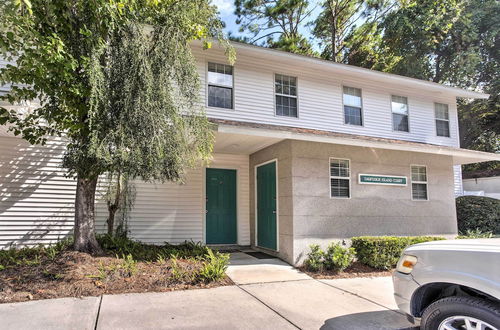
[{"x1": 0, "y1": 235, "x2": 231, "y2": 303}]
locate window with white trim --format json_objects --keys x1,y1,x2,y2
[
  {"x1": 435, "y1": 103, "x2": 450, "y2": 137},
  {"x1": 392, "y1": 95, "x2": 409, "y2": 132},
  {"x1": 207, "y1": 62, "x2": 233, "y2": 109},
  {"x1": 411, "y1": 166, "x2": 428, "y2": 200},
  {"x1": 275, "y1": 74, "x2": 298, "y2": 117},
  {"x1": 330, "y1": 159, "x2": 350, "y2": 198},
  {"x1": 343, "y1": 86, "x2": 363, "y2": 126}
]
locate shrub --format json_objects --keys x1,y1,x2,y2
[
  {"x1": 323, "y1": 243, "x2": 355, "y2": 272},
  {"x1": 304, "y1": 244, "x2": 324, "y2": 272},
  {"x1": 198, "y1": 249, "x2": 230, "y2": 282},
  {"x1": 457, "y1": 229, "x2": 494, "y2": 239},
  {"x1": 456, "y1": 196, "x2": 500, "y2": 235},
  {"x1": 0, "y1": 238, "x2": 72, "y2": 267},
  {"x1": 352, "y1": 236, "x2": 445, "y2": 270},
  {"x1": 96, "y1": 235, "x2": 210, "y2": 261}
]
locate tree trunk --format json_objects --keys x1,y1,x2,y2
[
  {"x1": 74, "y1": 175, "x2": 101, "y2": 253},
  {"x1": 106, "y1": 171, "x2": 121, "y2": 235}
]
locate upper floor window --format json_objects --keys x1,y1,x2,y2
[
  {"x1": 434, "y1": 103, "x2": 450, "y2": 137},
  {"x1": 275, "y1": 74, "x2": 297, "y2": 117},
  {"x1": 343, "y1": 86, "x2": 363, "y2": 126},
  {"x1": 392, "y1": 95, "x2": 409, "y2": 132},
  {"x1": 207, "y1": 62, "x2": 233, "y2": 109},
  {"x1": 411, "y1": 165, "x2": 428, "y2": 200},
  {"x1": 330, "y1": 158, "x2": 350, "y2": 198}
]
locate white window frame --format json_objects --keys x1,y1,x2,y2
[
  {"x1": 411, "y1": 165, "x2": 429, "y2": 201},
  {"x1": 274, "y1": 73, "x2": 298, "y2": 118},
  {"x1": 206, "y1": 61, "x2": 234, "y2": 110},
  {"x1": 391, "y1": 95, "x2": 410, "y2": 133},
  {"x1": 329, "y1": 157, "x2": 351, "y2": 199},
  {"x1": 342, "y1": 86, "x2": 364, "y2": 126},
  {"x1": 434, "y1": 102, "x2": 450, "y2": 137}
]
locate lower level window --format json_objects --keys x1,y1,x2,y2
[
  {"x1": 330, "y1": 158, "x2": 350, "y2": 198},
  {"x1": 411, "y1": 165, "x2": 428, "y2": 200}
]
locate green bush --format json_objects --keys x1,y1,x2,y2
[
  {"x1": 198, "y1": 249, "x2": 230, "y2": 282},
  {"x1": 304, "y1": 243, "x2": 355, "y2": 272},
  {"x1": 0, "y1": 238, "x2": 72, "y2": 268},
  {"x1": 323, "y1": 243, "x2": 356, "y2": 272},
  {"x1": 96, "y1": 234, "x2": 210, "y2": 261},
  {"x1": 456, "y1": 229, "x2": 495, "y2": 239},
  {"x1": 351, "y1": 236, "x2": 445, "y2": 270},
  {"x1": 456, "y1": 196, "x2": 500, "y2": 235},
  {"x1": 304, "y1": 244, "x2": 324, "y2": 272}
]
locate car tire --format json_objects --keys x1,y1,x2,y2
[{"x1": 420, "y1": 296, "x2": 500, "y2": 330}]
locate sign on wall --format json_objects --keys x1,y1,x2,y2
[{"x1": 358, "y1": 174, "x2": 407, "y2": 186}]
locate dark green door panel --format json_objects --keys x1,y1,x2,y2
[
  {"x1": 257, "y1": 161, "x2": 277, "y2": 250},
  {"x1": 206, "y1": 168, "x2": 237, "y2": 244}
]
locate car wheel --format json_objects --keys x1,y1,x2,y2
[{"x1": 420, "y1": 296, "x2": 500, "y2": 330}]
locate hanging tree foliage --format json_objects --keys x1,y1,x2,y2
[{"x1": 0, "y1": 0, "x2": 233, "y2": 252}]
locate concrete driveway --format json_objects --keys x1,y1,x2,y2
[{"x1": 1, "y1": 254, "x2": 416, "y2": 330}]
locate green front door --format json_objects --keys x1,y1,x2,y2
[
  {"x1": 257, "y1": 161, "x2": 277, "y2": 250},
  {"x1": 206, "y1": 168, "x2": 237, "y2": 244}
]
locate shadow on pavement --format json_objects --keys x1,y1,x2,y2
[{"x1": 320, "y1": 310, "x2": 420, "y2": 330}]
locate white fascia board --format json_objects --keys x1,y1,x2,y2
[
  {"x1": 209, "y1": 41, "x2": 489, "y2": 100},
  {"x1": 216, "y1": 124, "x2": 500, "y2": 165}
]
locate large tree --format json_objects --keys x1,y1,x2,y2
[
  {"x1": 234, "y1": 0, "x2": 315, "y2": 55},
  {"x1": 0, "y1": 0, "x2": 232, "y2": 252},
  {"x1": 345, "y1": 0, "x2": 499, "y2": 170},
  {"x1": 311, "y1": 0, "x2": 396, "y2": 62}
]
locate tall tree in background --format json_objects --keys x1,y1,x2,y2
[
  {"x1": 0, "y1": 0, "x2": 232, "y2": 252},
  {"x1": 311, "y1": 0, "x2": 396, "y2": 62},
  {"x1": 346, "y1": 0, "x2": 499, "y2": 170},
  {"x1": 234, "y1": 0, "x2": 315, "y2": 55}
]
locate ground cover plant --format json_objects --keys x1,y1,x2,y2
[{"x1": 0, "y1": 235, "x2": 231, "y2": 303}]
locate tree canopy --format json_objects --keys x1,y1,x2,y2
[
  {"x1": 234, "y1": 0, "x2": 316, "y2": 55},
  {"x1": 0, "y1": 0, "x2": 233, "y2": 251}
]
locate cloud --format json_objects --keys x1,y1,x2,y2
[{"x1": 211, "y1": 0, "x2": 235, "y2": 15}]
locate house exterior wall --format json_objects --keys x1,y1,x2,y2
[
  {"x1": 249, "y1": 139, "x2": 458, "y2": 265},
  {"x1": 0, "y1": 134, "x2": 251, "y2": 248},
  {"x1": 290, "y1": 140, "x2": 458, "y2": 265},
  {"x1": 193, "y1": 45, "x2": 460, "y2": 148},
  {"x1": 0, "y1": 136, "x2": 76, "y2": 247}
]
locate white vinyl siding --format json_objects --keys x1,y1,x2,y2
[
  {"x1": 330, "y1": 158, "x2": 350, "y2": 198},
  {"x1": 194, "y1": 45, "x2": 460, "y2": 148},
  {"x1": 411, "y1": 165, "x2": 428, "y2": 200},
  {"x1": 95, "y1": 153, "x2": 250, "y2": 245},
  {"x1": 0, "y1": 135, "x2": 250, "y2": 248},
  {"x1": 0, "y1": 137, "x2": 76, "y2": 247}
]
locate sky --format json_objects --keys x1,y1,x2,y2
[{"x1": 211, "y1": 0, "x2": 323, "y2": 48}]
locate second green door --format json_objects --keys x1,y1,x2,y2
[
  {"x1": 256, "y1": 161, "x2": 277, "y2": 250},
  {"x1": 206, "y1": 168, "x2": 237, "y2": 244}
]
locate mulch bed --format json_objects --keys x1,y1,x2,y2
[
  {"x1": 0, "y1": 251, "x2": 232, "y2": 304},
  {"x1": 300, "y1": 262, "x2": 393, "y2": 279}
]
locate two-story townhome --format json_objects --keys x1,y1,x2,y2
[{"x1": 1, "y1": 41, "x2": 498, "y2": 265}]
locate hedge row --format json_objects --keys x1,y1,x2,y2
[
  {"x1": 350, "y1": 236, "x2": 445, "y2": 270},
  {"x1": 456, "y1": 196, "x2": 500, "y2": 235}
]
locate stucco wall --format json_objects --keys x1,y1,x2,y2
[
  {"x1": 290, "y1": 140, "x2": 458, "y2": 265},
  {"x1": 249, "y1": 140, "x2": 294, "y2": 264}
]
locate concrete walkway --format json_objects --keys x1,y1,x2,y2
[{"x1": 0, "y1": 253, "x2": 417, "y2": 330}]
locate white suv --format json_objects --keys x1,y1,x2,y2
[{"x1": 393, "y1": 238, "x2": 500, "y2": 330}]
